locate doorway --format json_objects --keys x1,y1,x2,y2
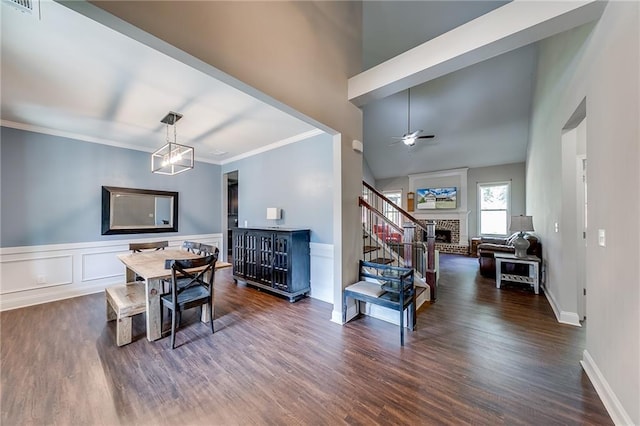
[
  {"x1": 226, "y1": 171, "x2": 238, "y2": 259},
  {"x1": 561, "y1": 98, "x2": 587, "y2": 324}
]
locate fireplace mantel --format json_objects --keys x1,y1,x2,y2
[{"x1": 408, "y1": 168, "x2": 470, "y2": 247}]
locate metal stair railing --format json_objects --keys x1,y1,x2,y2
[{"x1": 361, "y1": 181, "x2": 438, "y2": 301}]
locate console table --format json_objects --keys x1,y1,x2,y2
[
  {"x1": 232, "y1": 227, "x2": 310, "y2": 302},
  {"x1": 494, "y1": 253, "x2": 541, "y2": 294}
]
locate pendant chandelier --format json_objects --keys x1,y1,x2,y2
[{"x1": 151, "y1": 111, "x2": 194, "y2": 175}]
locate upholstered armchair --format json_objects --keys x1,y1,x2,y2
[{"x1": 477, "y1": 233, "x2": 541, "y2": 277}]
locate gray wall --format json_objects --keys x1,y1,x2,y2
[
  {"x1": 222, "y1": 133, "x2": 333, "y2": 244},
  {"x1": 527, "y1": 2, "x2": 639, "y2": 423},
  {"x1": 467, "y1": 162, "x2": 526, "y2": 237},
  {"x1": 1, "y1": 127, "x2": 222, "y2": 247},
  {"x1": 362, "y1": 157, "x2": 375, "y2": 186},
  {"x1": 375, "y1": 162, "x2": 526, "y2": 237}
]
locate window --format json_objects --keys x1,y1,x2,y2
[
  {"x1": 383, "y1": 191, "x2": 402, "y2": 227},
  {"x1": 478, "y1": 182, "x2": 510, "y2": 236}
]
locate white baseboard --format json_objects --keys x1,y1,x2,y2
[
  {"x1": 331, "y1": 309, "x2": 344, "y2": 324},
  {"x1": 581, "y1": 350, "x2": 633, "y2": 426},
  {"x1": 543, "y1": 284, "x2": 582, "y2": 326}
]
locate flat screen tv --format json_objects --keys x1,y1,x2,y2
[{"x1": 416, "y1": 187, "x2": 457, "y2": 209}]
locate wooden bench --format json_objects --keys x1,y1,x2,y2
[
  {"x1": 342, "y1": 260, "x2": 416, "y2": 345},
  {"x1": 105, "y1": 282, "x2": 146, "y2": 346}
]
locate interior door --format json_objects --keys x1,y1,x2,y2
[{"x1": 577, "y1": 156, "x2": 587, "y2": 321}]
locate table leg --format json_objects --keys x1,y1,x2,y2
[
  {"x1": 200, "y1": 270, "x2": 214, "y2": 323},
  {"x1": 145, "y1": 278, "x2": 163, "y2": 341},
  {"x1": 125, "y1": 267, "x2": 136, "y2": 283},
  {"x1": 496, "y1": 258, "x2": 502, "y2": 289},
  {"x1": 531, "y1": 263, "x2": 539, "y2": 294},
  {"x1": 200, "y1": 303, "x2": 212, "y2": 323}
]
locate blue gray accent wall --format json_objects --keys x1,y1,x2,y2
[
  {"x1": 0, "y1": 127, "x2": 222, "y2": 247},
  {"x1": 222, "y1": 133, "x2": 333, "y2": 244}
]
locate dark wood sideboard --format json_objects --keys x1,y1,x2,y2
[{"x1": 231, "y1": 227, "x2": 310, "y2": 302}]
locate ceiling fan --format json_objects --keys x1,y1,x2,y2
[{"x1": 391, "y1": 87, "x2": 435, "y2": 147}]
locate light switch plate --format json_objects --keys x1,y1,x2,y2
[{"x1": 598, "y1": 229, "x2": 606, "y2": 247}]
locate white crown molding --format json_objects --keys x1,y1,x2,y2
[
  {"x1": 408, "y1": 167, "x2": 469, "y2": 181},
  {"x1": 219, "y1": 129, "x2": 324, "y2": 165},
  {"x1": 1, "y1": 121, "x2": 325, "y2": 166}
]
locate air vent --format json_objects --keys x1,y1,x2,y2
[{"x1": 3, "y1": 0, "x2": 39, "y2": 15}]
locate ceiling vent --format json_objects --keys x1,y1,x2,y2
[{"x1": 3, "y1": 0, "x2": 39, "y2": 16}]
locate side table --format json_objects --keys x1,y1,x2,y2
[
  {"x1": 494, "y1": 252, "x2": 541, "y2": 294},
  {"x1": 470, "y1": 237, "x2": 482, "y2": 257}
]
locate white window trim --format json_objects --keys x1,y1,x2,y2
[
  {"x1": 477, "y1": 181, "x2": 511, "y2": 237},
  {"x1": 382, "y1": 189, "x2": 403, "y2": 227}
]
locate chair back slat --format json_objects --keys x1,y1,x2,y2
[
  {"x1": 130, "y1": 241, "x2": 168, "y2": 252},
  {"x1": 198, "y1": 243, "x2": 216, "y2": 256},
  {"x1": 182, "y1": 241, "x2": 202, "y2": 254}
]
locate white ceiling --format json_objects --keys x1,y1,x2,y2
[
  {"x1": 2, "y1": 1, "x2": 584, "y2": 180},
  {"x1": 0, "y1": 0, "x2": 321, "y2": 165}
]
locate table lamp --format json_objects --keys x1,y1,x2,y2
[{"x1": 509, "y1": 215, "x2": 534, "y2": 258}]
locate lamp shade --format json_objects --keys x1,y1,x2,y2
[
  {"x1": 266, "y1": 207, "x2": 281, "y2": 220},
  {"x1": 509, "y1": 215, "x2": 534, "y2": 233}
]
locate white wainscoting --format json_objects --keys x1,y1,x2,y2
[
  {"x1": 309, "y1": 243, "x2": 334, "y2": 304},
  {"x1": 0, "y1": 234, "x2": 223, "y2": 311},
  {"x1": 1, "y1": 237, "x2": 335, "y2": 311}
]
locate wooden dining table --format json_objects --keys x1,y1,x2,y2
[{"x1": 117, "y1": 248, "x2": 231, "y2": 341}]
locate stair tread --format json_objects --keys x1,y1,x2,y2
[
  {"x1": 369, "y1": 258, "x2": 394, "y2": 265},
  {"x1": 415, "y1": 286, "x2": 427, "y2": 298},
  {"x1": 363, "y1": 245, "x2": 378, "y2": 254}
]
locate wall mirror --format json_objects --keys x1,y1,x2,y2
[{"x1": 102, "y1": 186, "x2": 178, "y2": 235}]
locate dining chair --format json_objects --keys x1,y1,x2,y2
[
  {"x1": 181, "y1": 241, "x2": 201, "y2": 254},
  {"x1": 129, "y1": 241, "x2": 169, "y2": 282},
  {"x1": 129, "y1": 241, "x2": 169, "y2": 252},
  {"x1": 161, "y1": 252, "x2": 218, "y2": 349},
  {"x1": 198, "y1": 243, "x2": 216, "y2": 256}
]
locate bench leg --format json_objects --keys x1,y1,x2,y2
[
  {"x1": 106, "y1": 299, "x2": 116, "y2": 322},
  {"x1": 342, "y1": 295, "x2": 347, "y2": 323},
  {"x1": 400, "y1": 307, "x2": 405, "y2": 346},
  {"x1": 116, "y1": 316, "x2": 133, "y2": 347}
]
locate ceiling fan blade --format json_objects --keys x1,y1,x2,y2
[{"x1": 417, "y1": 135, "x2": 435, "y2": 139}]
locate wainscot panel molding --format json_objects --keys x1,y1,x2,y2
[
  {"x1": 309, "y1": 243, "x2": 334, "y2": 304},
  {"x1": 0, "y1": 234, "x2": 223, "y2": 311},
  {"x1": 581, "y1": 350, "x2": 633, "y2": 426}
]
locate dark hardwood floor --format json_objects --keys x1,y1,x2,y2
[{"x1": 1, "y1": 254, "x2": 612, "y2": 425}]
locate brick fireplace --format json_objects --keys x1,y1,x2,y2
[
  {"x1": 417, "y1": 219, "x2": 469, "y2": 255},
  {"x1": 408, "y1": 168, "x2": 471, "y2": 255}
]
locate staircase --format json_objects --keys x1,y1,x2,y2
[{"x1": 360, "y1": 181, "x2": 438, "y2": 302}]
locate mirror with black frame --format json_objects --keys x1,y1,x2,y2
[{"x1": 101, "y1": 186, "x2": 178, "y2": 235}]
